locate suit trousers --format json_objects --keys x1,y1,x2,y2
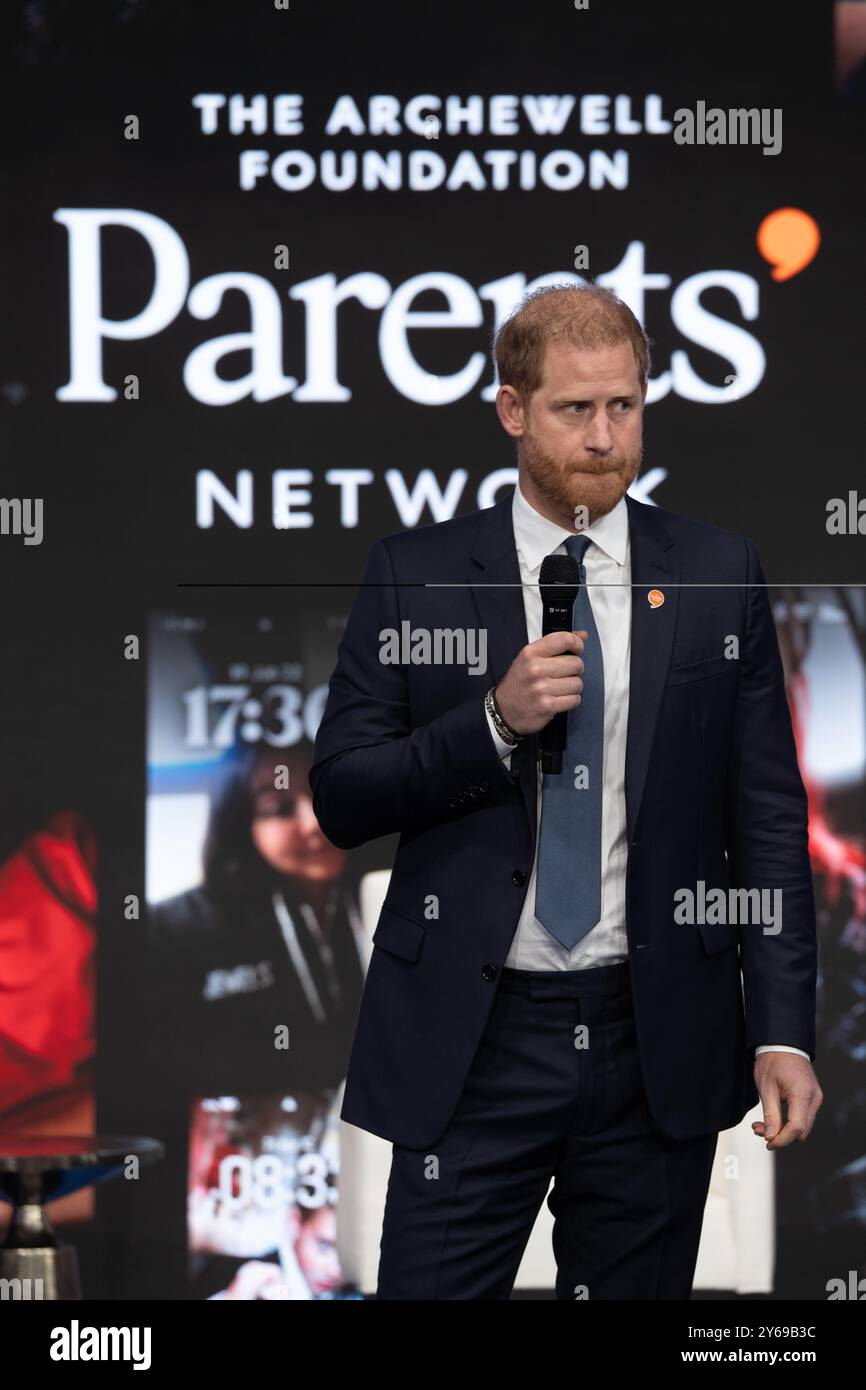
[{"x1": 376, "y1": 959, "x2": 718, "y2": 1299}]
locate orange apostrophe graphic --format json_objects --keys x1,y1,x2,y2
[
  {"x1": 648, "y1": 589, "x2": 665, "y2": 608},
  {"x1": 756, "y1": 208, "x2": 821, "y2": 282}
]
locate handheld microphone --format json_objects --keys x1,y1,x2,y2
[{"x1": 538, "y1": 553, "x2": 581, "y2": 774}]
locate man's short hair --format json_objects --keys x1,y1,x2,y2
[{"x1": 492, "y1": 282, "x2": 651, "y2": 400}]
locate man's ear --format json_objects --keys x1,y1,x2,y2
[{"x1": 495, "y1": 384, "x2": 525, "y2": 439}]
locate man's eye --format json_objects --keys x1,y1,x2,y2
[
  {"x1": 614, "y1": 400, "x2": 632, "y2": 411},
  {"x1": 571, "y1": 403, "x2": 585, "y2": 413}
]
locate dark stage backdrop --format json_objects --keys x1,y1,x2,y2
[{"x1": 1, "y1": 0, "x2": 864, "y2": 1299}]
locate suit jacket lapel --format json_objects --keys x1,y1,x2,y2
[
  {"x1": 469, "y1": 491, "x2": 538, "y2": 842},
  {"x1": 624, "y1": 493, "x2": 679, "y2": 845}
]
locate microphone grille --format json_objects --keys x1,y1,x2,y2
[{"x1": 539, "y1": 553, "x2": 580, "y2": 606}]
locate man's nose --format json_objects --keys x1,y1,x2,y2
[{"x1": 584, "y1": 414, "x2": 614, "y2": 452}]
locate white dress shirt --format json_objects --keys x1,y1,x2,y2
[{"x1": 483, "y1": 483, "x2": 809, "y2": 1061}]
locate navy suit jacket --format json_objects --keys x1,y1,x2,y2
[{"x1": 310, "y1": 488, "x2": 817, "y2": 1149}]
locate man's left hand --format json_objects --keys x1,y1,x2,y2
[{"x1": 752, "y1": 1053, "x2": 823, "y2": 1149}]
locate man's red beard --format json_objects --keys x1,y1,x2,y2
[{"x1": 521, "y1": 428, "x2": 643, "y2": 528}]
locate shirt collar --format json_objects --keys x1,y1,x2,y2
[{"x1": 512, "y1": 480, "x2": 629, "y2": 575}]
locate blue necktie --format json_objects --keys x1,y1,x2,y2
[{"x1": 534, "y1": 534, "x2": 605, "y2": 950}]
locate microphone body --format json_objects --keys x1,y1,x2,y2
[{"x1": 538, "y1": 553, "x2": 581, "y2": 775}]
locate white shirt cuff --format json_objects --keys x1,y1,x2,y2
[
  {"x1": 755, "y1": 1045, "x2": 810, "y2": 1060},
  {"x1": 485, "y1": 702, "x2": 515, "y2": 762}
]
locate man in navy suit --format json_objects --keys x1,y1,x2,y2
[{"x1": 310, "y1": 283, "x2": 822, "y2": 1299}]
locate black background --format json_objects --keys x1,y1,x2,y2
[{"x1": 1, "y1": 0, "x2": 863, "y2": 1297}]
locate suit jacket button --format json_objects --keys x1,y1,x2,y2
[
  {"x1": 511, "y1": 869, "x2": 526, "y2": 886},
  {"x1": 481, "y1": 963, "x2": 498, "y2": 983}
]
